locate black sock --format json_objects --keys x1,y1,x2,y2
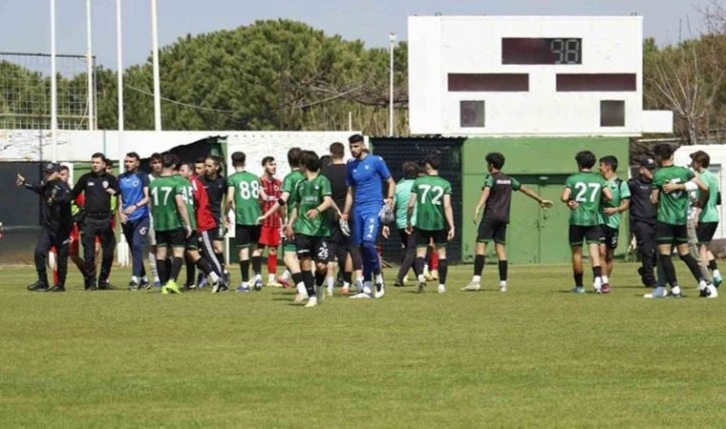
[
  {"x1": 709, "y1": 259, "x2": 719, "y2": 271},
  {"x1": 240, "y1": 260, "x2": 250, "y2": 282},
  {"x1": 438, "y1": 259, "x2": 448, "y2": 285},
  {"x1": 252, "y1": 255, "x2": 262, "y2": 276},
  {"x1": 315, "y1": 270, "x2": 326, "y2": 287},
  {"x1": 414, "y1": 257, "x2": 426, "y2": 280},
  {"x1": 186, "y1": 258, "x2": 196, "y2": 286},
  {"x1": 215, "y1": 252, "x2": 226, "y2": 271},
  {"x1": 156, "y1": 258, "x2": 168, "y2": 285},
  {"x1": 292, "y1": 272, "x2": 303, "y2": 287},
  {"x1": 343, "y1": 271, "x2": 352, "y2": 284},
  {"x1": 680, "y1": 253, "x2": 704, "y2": 283},
  {"x1": 659, "y1": 253, "x2": 677, "y2": 287},
  {"x1": 574, "y1": 271, "x2": 584, "y2": 287},
  {"x1": 474, "y1": 254, "x2": 485, "y2": 277},
  {"x1": 196, "y1": 257, "x2": 213, "y2": 276},
  {"x1": 498, "y1": 260, "x2": 508, "y2": 282},
  {"x1": 302, "y1": 270, "x2": 315, "y2": 297},
  {"x1": 170, "y1": 257, "x2": 183, "y2": 282},
  {"x1": 592, "y1": 266, "x2": 602, "y2": 280}
]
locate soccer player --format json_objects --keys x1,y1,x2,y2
[
  {"x1": 343, "y1": 134, "x2": 396, "y2": 299},
  {"x1": 259, "y1": 156, "x2": 283, "y2": 287},
  {"x1": 149, "y1": 153, "x2": 193, "y2": 294},
  {"x1": 561, "y1": 151, "x2": 612, "y2": 294},
  {"x1": 146, "y1": 153, "x2": 163, "y2": 287},
  {"x1": 464, "y1": 152, "x2": 552, "y2": 292},
  {"x1": 393, "y1": 161, "x2": 419, "y2": 287},
  {"x1": 202, "y1": 155, "x2": 229, "y2": 283},
  {"x1": 646, "y1": 143, "x2": 709, "y2": 298},
  {"x1": 406, "y1": 154, "x2": 454, "y2": 293},
  {"x1": 258, "y1": 148, "x2": 306, "y2": 302},
  {"x1": 598, "y1": 155, "x2": 630, "y2": 293},
  {"x1": 118, "y1": 152, "x2": 152, "y2": 290},
  {"x1": 291, "y1": 150, "x2": 334, "y2": 307},
  {"x1": 227, "y1": 151, "x2": 265, "y2": 292},
  {"x1": 689, "y1": 150, "x2": 720, "y2": 297},
  {"x1": 321, "y1": 142, "x2": 362, "y2": 296},
  {"x1": 628, "y1": 158, "x2": 658, "y2": 288}
]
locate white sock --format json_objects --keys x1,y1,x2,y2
[
  {"x1": 296, "y1": 282, "x2": 307, "y2": 296},
  {"x1": 282, "y1": 270, "x2": 291, "y2": 281},
  {"x1": 714, "y1": 269, "x2": 721, "y2": 278},
  {"x1": 375, "y1": 273, "x2": 384, "y2": 284},
  {"x1": 356, "y1": 276, "x2": 365, "y2": 285},
  {"x1": 418, "y1": 274, "x2": 425, "y2": 282},
  {"x1": 255, "y1": 273, "x2": 262, "y2": 281},
  {"x1": 601, "y1": 275, "x2": 609, "y2": 284},
  {"x1": 326, "y1": 276, "x2": 335, "y2": 291},
  {"x1": 594, "y1": 277, "x2": 602, "y2": 289},
  {"x1": 472, "y1": 275, "x2": 481, "y2": 283},
  {"x1": 499, "y1": 280, "x2": 507, "y2": 288},
  {"x1": 268, "y1": 273, "x2": 275, "y2": 283},
  {"x1": 343, "y1": 281, "x2": 350, "y2": 288},
  {"x1": 148, "y1": 252, "x2": 159, "y2": 280},
  {"x1": 699, "y1": 280, "x2": 708, "y2": 290},
  {"x1": 423, "y1": 264, "x2": 430, "y2": 274}
]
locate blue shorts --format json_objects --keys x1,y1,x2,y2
[{"x1": 353, "y1": 209, "x2": 380, "y2": 245}]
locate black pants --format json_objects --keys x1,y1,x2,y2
[
  {"x1": 81, "y1": 216, "x2": 116, "y2": 285},
  {"x1": 36, "y1": 229, "x2": 71, "y2": 286},
  {"x1": 397, "y1": 229, "x2": 417, "y2": 282},
  {"x1": 632, "y1": 220, "x2": 657, "y2": 286}
]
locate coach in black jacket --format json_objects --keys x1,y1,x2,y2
[
  {"x1": 628, "y1": 158, "x2": 658, "y2": 287},
  {"x1": 17, "y1": 163, "x2": 73, "y2": 292}
]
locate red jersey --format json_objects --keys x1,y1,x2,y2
[
  {"x1": 191, "y1": 175, "x2": 217, "y2": 232},
  {"x1": 261, "y1": 175, "x2": 282, "y2": 228}
]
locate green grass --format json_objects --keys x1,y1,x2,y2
[{"x1": 1, "y1": 263, "x2": 725, "y2": 428}]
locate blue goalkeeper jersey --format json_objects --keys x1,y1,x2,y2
[{"x1": 347, "y1": 153, "x2": 391, "y2": 212}]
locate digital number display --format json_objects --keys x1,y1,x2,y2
[{"x1": 502, "y1": 38, "x2": 582, "y2": 65}]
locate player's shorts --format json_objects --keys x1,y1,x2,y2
[
  {"x1": 259, "y1": 225, "x2": 281, "y2": 247},
  {"x1": 601, "y1": 226, "x2": 619, "y2": 249},
  {"x1": 235, "y1": 224, "x2": 261, "y2": 248},
  {"x1": 656, "y1": 221, "x2": 688, "y2": 245},
  {"x1": 185, "y1": 231, "x2": 199, "y2": 251},
  {"x1": 569, "y1": 225, "x2": 603, "y2": 247},
  {"x1": 477, "y1": 218, "x2": 508, "y2": 244},
  {"x1": 697, "y1": 221, "x2": 719, "y2": 245},
  {"x1": 326, "y1": 220, "x2": 355, "y2": 262},
  {"x1": 415, "y1": 228, "x2": 447, "y2": 248},
  {"x1": 156, "y1": 228, "x2": 186, "y2": 248},
  {"x1": 295, "y1": 234, "x2": 329, "y2": 263},
  {"x1": 283, "y1": 236, "x2": 297, "y2": 253},
  {"x1": 352, "y1": 208, "x2": 381, "y2": 245}
]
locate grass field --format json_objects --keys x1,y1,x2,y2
[{"x1": 1, "y1": 262, "x2": 725, "y2": 428}]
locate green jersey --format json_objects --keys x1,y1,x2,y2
[
  {"x1": 227, "y1": 171, "x2": 261, "y2": 226},
  {"x1": 564, "y1": 172, "x2": 606, "y2": 226},
  {"x1": 394, "y1": 179, "x2": 415, "y2": 229},
  {"x1": 699, "y1": 169, "x2": 719, "y2": 223},
  {"x1": 653, "y1": 165, "x2": 695, "y2": 225},
  {"x1": 281, "y1": 169, "x2": 305, "y2": 217},
  {"x1": 293, "y1": 174, "x2": 332, "y2": 237},
  {"x1": 149, "y1": 176, "x2": 183, "y2": 232},
  {"x1": 411, "y1": 175, "x2": 452, "y2": 231},
  {"x1": 602, "y1": 177, "x2": 630, "y2": 229},
  {"x1": 173, "y1": 175, "x2": 196, "y2": 231}
]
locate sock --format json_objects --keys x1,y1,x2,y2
[
  {"x1": 291, "y1": 272, "x2": 303, "y2": 287},
  {"x1": 170, "y1": 257, "x2": 183, "y2": 282},
  {"x1": 343, "y1": 271, "x2": 352, "y2": 285},
  {"x1": 156, "y1": 258, "x2": 168, "y2": 285},
  {"x1": 252, "y1": 255, "x2": 262, "y2": 276},
  {"x1": 474, "y1": 254, "x2": 485, "y2": 277},
  {"x1": 302, "y1": 270, "x2": 315, "y2": 297},
  {"x1": 267, "y1": 253, "x2": 278, "y2": 276},
  {"x1": 315, "y1": 270, "x2": 326, "y2": 287},
  {"x1": 186, "y1": 258, "x2": 196, "y2": 286},
  {"x1": 709, "y1": 259, "x2": 719, "y2": 271},
  {"x1": 714, "y1": 269, "x2": 722, "y2": 280},
  {"x1": 240, "y1": 260, "x2": 250, "y2": 282},
  {"x1": 326, "y1": 275, "x2": 335, "y2": 291},
  {"x1": 438, "y1": 259, "x2": 448, "y2": 285},
  {"x1": 195, "y1": 257, "x2": 216, "y2": 279},
  {"x1": 592, "y1": 266, "x2": 602, "y2": 281},
  {"x1": 574, "y1": 271, "x2": 584, "y2": 287},
  {"x1": 149, "y1": 252, "x2": 159, "y2": 281},
  {"x1": 415, "y1": 257, "x2": 426, "y2": 282},
  {"x1": 282, "y1": 269, "x2": 291, "y2": 281},
  {"x1": 430, "y1": 251, "x2": 439, "y2": 271},
  {"x1": 498, "y1": 260, "x2": 508, "y2": 282},
  {"x1": 423, "y1": 264, "x2": 430, "y2": 275},
  {"x1": 659, "y1": 253, "x2": 678, "y2": 287},
  {"x1": 375, "y1": 273, "x2": 384, "y2": 285},
  {"x1": 601, "y1": 275, "x2": 609, "y2": 284},
  {"x1": 680, "y1": 253, "x2": 705, "y2": 283}
]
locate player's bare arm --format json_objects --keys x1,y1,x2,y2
[
  {"x1": 307, "y1": 195, "x2": 333, "y2": 219},
  {"x1": 444, "y1": 194, "x2": 455, "y2": 241},
  {"x1": 603, "y1": 197, "x2": 630, "y2": 215},
  {"x1": 176, "y1": 194, "x2": 193, "y2": 237},
  {"x1": 258, "y1": 191, "x2": 288, "y2": 223},
  {"x1": 385, "y1": 177, "x2": 396, "y2": 206},
  {"x1": 601, "y1": 186, "x2": 613, "y2": 201},
  {"x1": 286, "y1": 206, "x2": 298, "y2": 240},
  {"x1": 474, "y1": 187, "x2": 490, "y2": 224},
  {"x1": 519, "y1": 185, "x2": 553, "y2": 208}
]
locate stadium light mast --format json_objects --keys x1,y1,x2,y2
[
  {"x1": 50, "y1": 0, "x2": 58, "y2": 162},
  {"x1": 388, "y1": 32, "x2": 396, "y2": 137},
  {"x1": 116, "y1": 0, "x2": 124, "y2": 174},
  {"x1": 151, "y1": 0, "x2": 162, "y2": 131},
  {"x1": 85, "y1": 0, "x2": 94, "y2": 131}
]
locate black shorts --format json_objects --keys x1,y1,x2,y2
[
  {"x1": 235, "y1": 224, "x2": 261, "y2": 248},
  {"x1": 697, "y1": 222, "x2": 719, "y2": 244},
  {"x1": 326, "y1": 220, "x2": 355, "y2": 262},
  {"x1": 295, "y1": 234, "x2": 329, "y2": 262},
  {"x1": 477, "y1": 218, "x2": 507, "y2": 244},
  {"x1": 656, "y1": 221, "x2": 688, "y2": 245},
  {"x1": 186, "y1": 231, "x2": 198, "y2": 250},
  {"x1": 601, "y1": 226, "x2": 619, "y2": 249},
  {"x1": 569, "y1": 225, "x2": 602, "y2": 247},
  {"x1": 156, "y1": 228, "x2": 185, "y2": 248},
  {"x1": 415, "y1": 228, "x2": 447, "y2": 248}
]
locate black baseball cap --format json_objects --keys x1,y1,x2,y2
[
  {"x1": 640, "y1": 158, "x2": 657, "y2": 170},
  {"x1": 43, "y1": 162, "x2": 59, "y2": 174}
]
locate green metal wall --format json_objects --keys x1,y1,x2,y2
[{"x1": 461, "y1": 137, "x2": 630, "y2": 265}]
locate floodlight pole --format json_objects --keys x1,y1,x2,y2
[
  {"x1": 116, "y1": 0, "x2": 124, "y2": 173},
  {"x1": 388, "y1": 32, "x2": 396, "y2": 137},
  {"x1": 50, "y1": 0, "x2": 58, "y2": 162},
  {"x1": 86, "y1": 0, "x2": 95, "y2": 131},
  {"x1": 151, "y1": 0, "x2": 162, "y2": 131}
]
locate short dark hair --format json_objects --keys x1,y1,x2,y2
[
  {"x1": 348, "y1": 134, "x2": 364, "y2": 144},
  {"x1": 105, "y1": 159, "x2": 113, "y2": 169},
  {"x1": 330, "y1": 142, "x2": 345, "y2": 158},
  {"x1": 92, "y1": 152, "x2": 105, "y2": 161},
  {"x1": 300, "y1": 150, "x2": 321, "y2": 172},
  {"x1": 485, "y1": 152, "x2": 505, "y2": 170},
  {"x1": 287, "y1": 147, "x2": 302, "y2": 168},
  {"x1": 402, "y1": 161, "x2": 419, "y2": 179},
  {"x1": 161, "y1": 153, "x2": 175, "y2": 168},
  {"x1": 126, "y1": 152, "x2": 140, "y2": 161},
  {"x1": 181, "y1": 161, "x2": 195, "y2": 171},
  {"x1": 690, "y1": 150, "x2": 710, "y2": 168},
  {"x1": 170, "y1": 154, "x2": 180, "y2": 170},
  {"x1": 653, "y1": 144, "x2": 674, "y2": 161},
  {"x1": 575, "y1": 151, "x2": 596, "y2": 169},
  {"x1": 599, "y1": 155, "x2": 618, "y2": 172},
  {"x1": 150, "y1": 152, "x2": 162, "y2": 162},
  {"x1": 424, "y1": 153, "x2": 441, "y2": 171},
  {"x1": 320, "y1": 155, "x2": 331, "y2": 167},
  {"x1": 231, "y1": 151, "x2": 246, "y2": 167},
  {"x1": 59, "y1": 165, "x2": 69, "y2": 173},
  {"x1": 261, "y1": 156, "x2": 275, "y2": 166},
  {"x1": 195, "y1": 156, "x2": 206, "y2": 164}
]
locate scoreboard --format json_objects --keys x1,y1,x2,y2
[{"x1": 407, "y1": 15, "x2": 671, "y2": 136}]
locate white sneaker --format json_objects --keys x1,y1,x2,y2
[
  {"x1": 326, "y1": 287, "x2": 334, "y2": 297},
  {"x1": 304, "y1": 297, "x2": 318, "y2": 308},
  {"x1": 707, "y1": 284, "x2": 719, "y2": 299},
  {"x1": 294, "y1": 289, "x2": 309, "y2": 303},
  {"x1": 350, "y1": 292, "x2": 371, "y2": 299},
  {"x1": 499, "y1": 281, "x2": 507, "y2": 292},
  {"x1": 437, "y1": 284, "x2": 446, "y2": 294},
  {"x1": 644, "y1": 286, "x2": 667, "y2": 299},
  {"x1": 461, "y1": 282, "x2": 480, "y2": 292},
  {"x1": 363, "y1": 285, "x2": 373, "y2": 295},
  {"x1": 670, "y1": 286, "x2": 682, "y2": 297},
  {"x1": 374, "y1": 283, "x2": 385, "y2": 299}
]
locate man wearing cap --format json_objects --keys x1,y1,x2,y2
[
  {"x1": 16, "y1": 163, "x2": 73, "y2": 292},
  {"x1": 628, "y1": 158, "x2": 658, "y2": 287}
]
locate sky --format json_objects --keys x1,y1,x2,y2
[{"x1": 0, "y1": 0, "x2": 719, "y2": 70}]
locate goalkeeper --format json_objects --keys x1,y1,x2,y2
[{"x1": 342, "y1": 134, "x2": 396, "y2": 300}]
